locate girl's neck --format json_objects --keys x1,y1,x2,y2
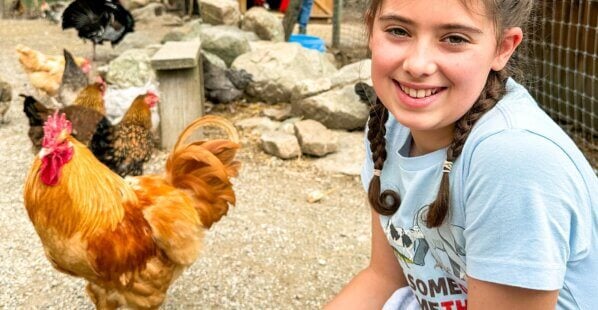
[{"x1": 409, "y1": 126, "x2": 454, "y2": 157}]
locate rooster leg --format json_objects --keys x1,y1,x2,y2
[{"x1": 92, "y1": 42, "x2": 97, "y2": 61}]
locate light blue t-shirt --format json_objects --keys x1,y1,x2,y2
[{"x1": 361, "y1": 79, "x2": 598, "y2": 309}]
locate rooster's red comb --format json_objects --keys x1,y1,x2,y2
[{"x1": 42, "y1": 112, "x2": 72, "y2": 148}]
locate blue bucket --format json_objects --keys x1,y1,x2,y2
[{"x1": 289, "y1": 34, "x2": 326, "y2": 52}]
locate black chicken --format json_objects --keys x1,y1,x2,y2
[{"x1": 61, "y1": 0, "x2": 134, "y2": 60}]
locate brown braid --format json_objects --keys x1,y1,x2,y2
[
  {"x1": 425, "y1": 69, "x2": 509, "y2": 227},
  {"x1": 367, "y1": 98, "x2": 401, "y2": 215}
]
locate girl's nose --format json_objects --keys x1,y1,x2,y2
[{"x1": 402, "y1": 44, "x2": 437, "y2": 78}]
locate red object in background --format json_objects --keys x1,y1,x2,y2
[
  {"x1": 280, "y1": 0, "x2": 289, "y2": 12},
  {"x1": 254, "y1": 0, "x2": 265, "y2": 5}
]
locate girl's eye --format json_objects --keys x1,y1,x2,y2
[
  {"x1": 386, "y1": 27, "x2": 409, "y2": 37},
  {"x1": 443, "y1": 35, "x2": 469, "y2": 45}
]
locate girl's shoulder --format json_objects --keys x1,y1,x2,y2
[{"x1": 461, "y1": 79, "x2": 597, "y2": 204}]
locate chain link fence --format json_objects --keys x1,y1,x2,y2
[{"x1": 332, "y1": 0, "x2": 597, "y2": 167}]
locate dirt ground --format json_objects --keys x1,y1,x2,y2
[{"x1": 0, "y1": 18, "x2": 371, "y2": 309}]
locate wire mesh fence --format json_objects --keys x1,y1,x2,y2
[
  {"x1": 526, "y1": 0, "x2": 597, "y2": 151},
  {"x1": 333, "y1": 0, "x2": 597, "y2": 167}
]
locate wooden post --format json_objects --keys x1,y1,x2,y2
[
  {"x1": 150, "y1": 40, "x2": 204, "y2": 150},
  {"x1": 239, "y1": 0, "x2": 246, "y2": 13},
  {"x1": 1, "y1": 0, "x2": 5, "y2": 18}
]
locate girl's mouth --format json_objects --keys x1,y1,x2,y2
[
  {"x1": 393, "y1": 81, "x2": 446, "y2": 108},
  {"x1": 398, "y1": 83, "x2": 445, "y2": 99}
]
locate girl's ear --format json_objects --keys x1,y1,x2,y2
[{"x1": 491, "y1": 27, "x2": 523, "y2": 71}]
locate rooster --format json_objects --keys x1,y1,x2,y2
[
  {"x1": 90, "y1": 91, "x2": 158, "y2": 177},
  {"x1": 61, "y1": 0, "x2": 135, "y2": 60},
  {"x1": 22, "y1": 80, "x2": 107, "y2": 153},
  {"x1": 15, "y1": 45, "x2": 91, "y2": 97},
  {"x1": 24, "y1": 112, "x2": 240, "y2": 309}
]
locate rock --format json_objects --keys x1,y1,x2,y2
[
  {"x1": 131, "y1": 2, "x2": 165, "y2": 22},
  {"x1": 111, "y1": 32, "x2": 160, "y2": 57},
  {"x1": 200, "y1": 25, "x2": 251, "y2": 67},
  {"x1": 263, "y1": 105, "x2": 292, "y2": 121},
  {"x1": 293, "y1": 84, "x2": 368, "y2": 130},
  {"x1": 202, "y1": 51, "x2": 227, "y2": 69},
  {"x1": 290, "y1": 77, "x2": 332, "y2": 102},
  {"x1": 294, "y1": 119, "x2": 338, "y2": 157},
  {"x1": 235, "y1": 117, "x2": 281, "y2": 133},
  {"x1": 106, "y1": 49, "x2": 155, "y2": 88},
  {"x1": 199, "y1": 0, "x2": 241, "y2": 26},
  {"x1": 330, "y1": 59, "x2": 372, "y2": 88},
  {"x1": 241, "y1": 7, "x2": 284, "y2": 42},
  {"x1": 161, "y1": 29, "x2": 186, "y2": 43},
  {"x1": 260, "y1": 131, "x2": 301, "y2": 159},
  {"x1": 313, "y1": 131, "x2": 365, "y2": 176},
  {"x1": 232, "y1": 42, "x2": 337, "y2": 103}
]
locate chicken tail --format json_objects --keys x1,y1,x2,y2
[{"x1": 165, "y1": 115, "x2": 241, "y2": 228}]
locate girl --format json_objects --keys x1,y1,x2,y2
[{"x1": 327, "y1": 0, "x2": 598, "y2": 309}]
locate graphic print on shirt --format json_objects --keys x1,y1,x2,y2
[
  {"x1": 385, "y1": 205, "x2": 469, "y2": 308},
  {"x1": 385, "y1": 205, "x2": 467, "y2": 281}
]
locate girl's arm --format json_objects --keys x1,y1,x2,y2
[
  {"x1": 325, "y1": 209, "x2": 408, "y2": 309},
  {"x1": 467, "y1": 276, "x2": 559, "y2": 309}
]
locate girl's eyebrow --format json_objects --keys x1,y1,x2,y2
[{"x1": 378, "y1": 13, "x2": 484, "y2": 34}]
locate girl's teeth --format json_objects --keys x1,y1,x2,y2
[{"x1": 401, "y1": 85, "x2": 439, "y2": 98}]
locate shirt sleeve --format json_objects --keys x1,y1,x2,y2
[{"x1": 463, "y1": 129, "x2": 591, "y2": 290}]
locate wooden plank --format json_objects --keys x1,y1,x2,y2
[
  {"x1": 311, "y1": 0, "x2": 332, "y2": 18},
  {"x1": 313, "y1": 0, "x2": 331, "y2": 15},
  {"x1": 151, "y1": 41, "x2": 200, "y2": 70}
]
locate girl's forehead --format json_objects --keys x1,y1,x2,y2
[
  {"x1": 378, "y1": 0, "x2": 492, "y2": 29},
  {"x1": 379, "y1": 0, "x2": 488, "y2": 18}
]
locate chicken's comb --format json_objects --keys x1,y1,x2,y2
[{"x1": 42, "y1": 112, "x2": 72, "y2": 147}]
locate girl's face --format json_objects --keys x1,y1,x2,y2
[{"x1": 369, "y1": 0, "x2": 505, "y2": 139}]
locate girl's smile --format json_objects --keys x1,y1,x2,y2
[{"x1": 394, "y1": 80, "x2": 447, "y2": 109}]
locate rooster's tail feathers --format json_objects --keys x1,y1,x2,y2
[{"x1": 166, "y1": 116, "x2": 241, "y2": 228}]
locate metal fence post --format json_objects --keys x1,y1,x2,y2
[{"x1": 332, "y1": 0, "x2": 342, "y2": 48}]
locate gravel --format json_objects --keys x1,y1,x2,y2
[{"x1": 0, "y1": 19, "x2": 370, "y2": 308}]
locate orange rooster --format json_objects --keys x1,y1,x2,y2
[
  {"x1": 15, "y1": 45, "x2": 91, "y2": 96},
  {"x1": 24, "y1": 112, "x2": 240, "y2": 309}
]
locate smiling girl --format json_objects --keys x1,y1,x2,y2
[{"x1": 326, "y1": 0, "x2": 598, "y2": 309}]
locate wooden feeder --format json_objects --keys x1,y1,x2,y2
[{"x1": 150, "y1": 40, "x2": 204, "y2": 150}]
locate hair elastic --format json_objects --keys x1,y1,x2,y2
[
  {"x1": 442, "y1": 161, "x2": 453, "y2": 173},
  {"x1": 373, "y1": 169, "x2": 381, "y2": 176}
]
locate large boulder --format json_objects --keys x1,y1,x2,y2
[
  {"x1": 241, "y1": 7, "x2": 284, "y2": 42},
  {"x1": 106, "y1": 49, "x2": 155, "y2": 88},
  {"x1": 200, "y1": 25, "x2": 252, "y2": 67},
  {"x1": 199, "y1": 0, "x2": 241, "y2": 26},
  {"x1": 292, "y1": 84, "x2": 369, "y2": 130},
  {"x1": 232, "y1": 42, "x2": 337, "y2": 103},
  {"x1": 330, "y1": 59, "x2": 372, "y2": 88}
]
